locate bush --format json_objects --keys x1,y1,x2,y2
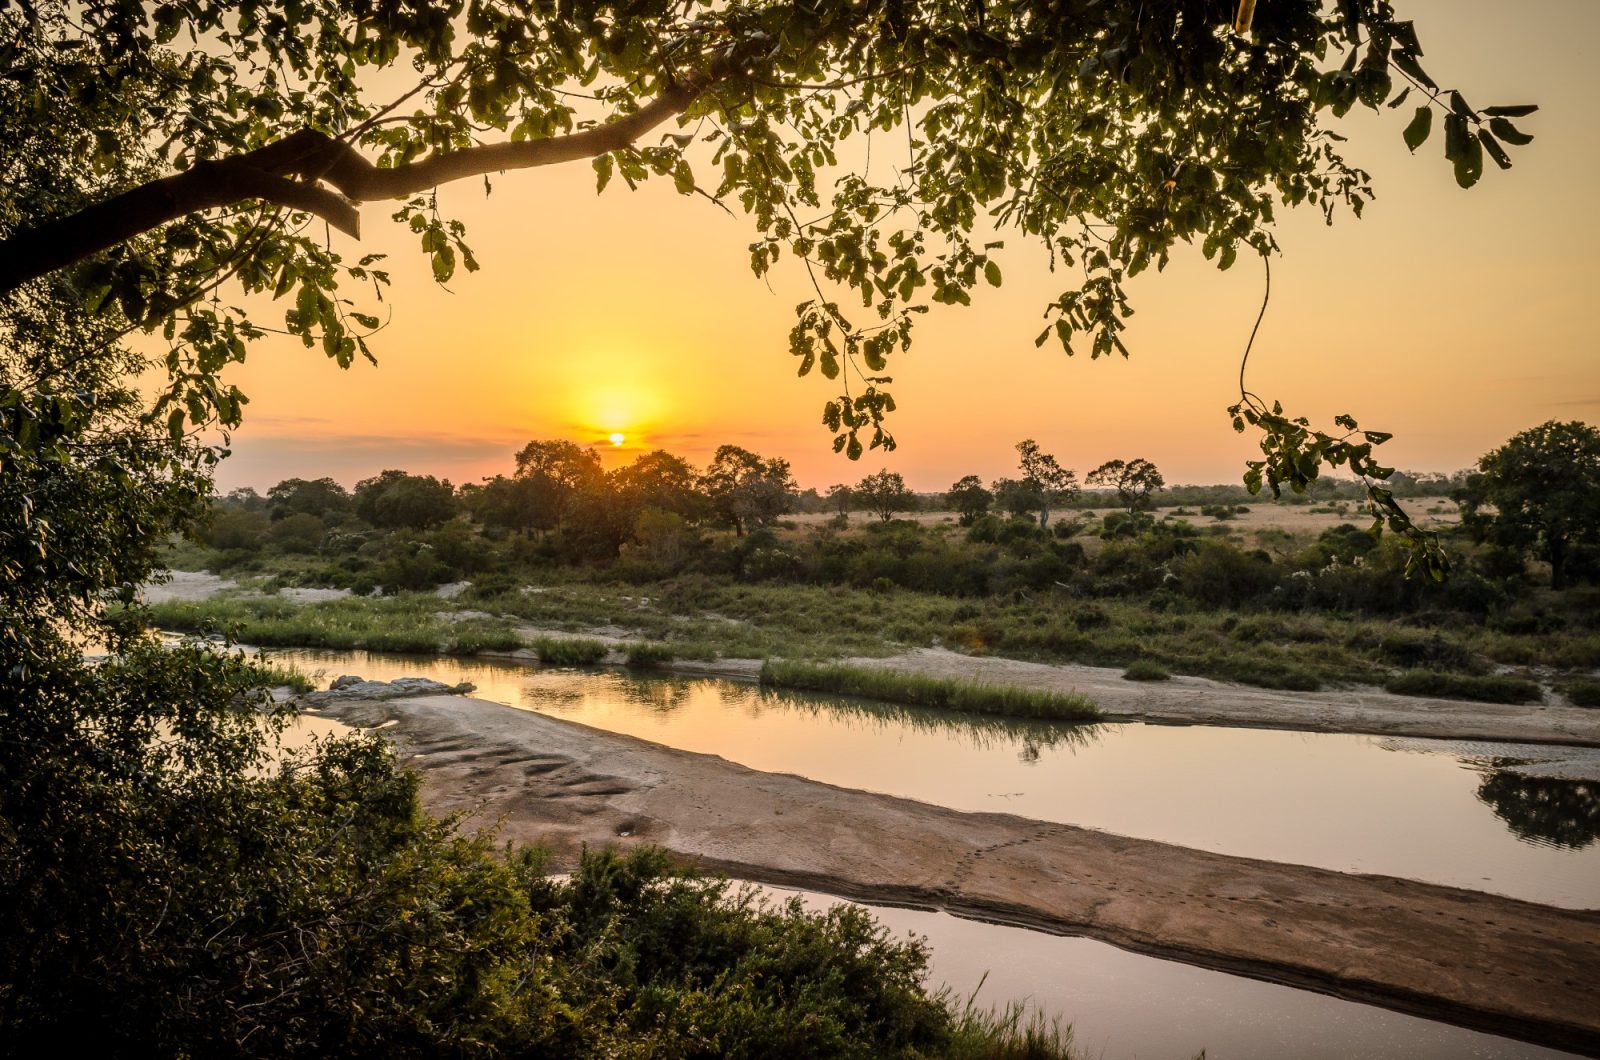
[
  {"x1": 1383, "y1": 670, "x2": 1542, "y2": 704},
  {"x1": 625, "y1": 642, "x2": 675, "y2": 668},
  {"x1": 1563, "y1": 679, "x2": 1600, "y2": 708},
  {"x1": 1122, "y1": 660, "x2": 1171, "y2": 681},
  {"x1": 447, "y1": 622, "x2": 523, "y2": 654}
]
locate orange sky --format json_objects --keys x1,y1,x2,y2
[{"x1": 206, "y1": 0, "x2": 1599, "y2": 494}]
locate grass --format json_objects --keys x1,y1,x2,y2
[
  {"x1": 530, "y1": 637, "x2": 612, "y2": 666},
  {"x1": 1564, "y1": 679, "x2": 1600, "y2": 708},
  {"x1": 760, "y1": 660, "x2": 1101, "y2": 722},
  {"x1": 146, "y1": 594, "x2": 454, "y2": 653},
  {"x1": 144, "y1": 575, "x2": 1599, "y2": 704},
  {"x1": 247, "y1": 659, "x2": 315, "y2": 694},
  {"x1": 447, "y1": 621, "x2": 524, "y2": 654},
  {"x1": 1122, "y1": 659, "x2": 1171, "y2": 682},
  {"x1": 625, "y1": 642, "x2": 675, "y2": 668},
  {"x1": 1383, "y1": 670, "x2": 1543, "y2": 705}
]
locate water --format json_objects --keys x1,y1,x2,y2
[
  {"x1": 274, "y1": 649, "x2": 1600, "y2": 909},
  {"x1": 757, "y1": 884, "x2": 1580, "y2": 1059}
]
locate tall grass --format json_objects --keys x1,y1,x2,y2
[
  {"x1": 530, "y1": 637, "x2": 612, "y2": 666},
  {"x1": 760, "y1": 661, "x2": 1101, "y2": 722},
  {"x1": 624, "y1": 642, "x2": 675, "y2": 668},
  {"x1": 1383, "y1": 670, "x2": 1542, "y2": 704}
]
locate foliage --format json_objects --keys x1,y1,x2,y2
[
  {"x1": 760, "y1": 661, "x2": 1102, "y2": 722},
  {"x1": 354, "y1": 468, "x2": 460, "y2": 530},
  {"x1": 0, "y1": 0, "x2": 1536, "y2": 521},
  {"x1": 1014, "y1": 440, "x2": 1079, "y2": 528},
  {"x1": 947, "y1": 474, "x2": 993, "y2": 526},
  {"x1": 625, "y1": 642, "x2": 675, "y2": 668},
  {"x1": 1087, "y1": 458, "x2": 1166, "y2": 514},
  {"x1": 531, "y1": 636, "x2": 613, "y2": 666},
  {"x1": 700, "y1": 444, "x2": 796, "y2": 536},
  {"x1": 1122, "y1": 660, "x2": 1172, "y2": 682},
  {"x1": 1382, "y1": 670, "x2": 1542, "y2": 705},
  {"x1": 267, "y1": 477, "x2": 353, "y2": 522},
  {"x1": 1566, "y1": 680, "x2": 1600, "y2": 709},
  {"x1": 856, "y1": 469, "x2": 917, "y2": 522},
  {"x1": 1454, "y1": 420, "x2": 1600, "y2": 589}
]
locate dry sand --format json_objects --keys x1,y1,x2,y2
[{"x1": 317, "y1": 691, "x2": 1600, "y2": 1057}]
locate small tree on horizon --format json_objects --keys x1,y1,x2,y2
[
  {"x1": 946, "y1": 475, "x2": 993, "y2": 526},
  {"x1": 1015, "y1": 440, "x2": 1079, "y2": 528},
  {"x1": 1087, "y1": 458, "x2": 1167, "y2": 515},
  {"x1": 855, "y1": 471, "x2": 916, "y2": 522}
]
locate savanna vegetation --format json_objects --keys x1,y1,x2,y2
[
  {"x1": 159, "y1": 423, "x2": 1600, "y2": 706},
  {"x1": 0, "y1": 0, "x2": 1561, "y2": 1053}
]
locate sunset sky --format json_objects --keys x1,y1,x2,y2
[{"x1": 206, "y1": 0, "x2": 1599, "y2": 495}]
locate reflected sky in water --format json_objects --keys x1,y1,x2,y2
[
  {"x1": 757, "y1": 884, "x2": 1581, "y2": 1060},
  {"x1": 273, "y1": 649, "x2": 1600, "y2": 908}
]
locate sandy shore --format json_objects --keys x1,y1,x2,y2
[{"x1": 316, "y1": 691, "x2": 1600, "y2": 1057}]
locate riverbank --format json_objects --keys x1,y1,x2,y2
[
  {"x1": 312, "y1": 688, "x2": 1600, "y2": 1056},
  {"x1": 144, "y1": 570, "x2": 1600, "y2": 746}
]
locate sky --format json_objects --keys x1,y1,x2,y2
[{"x1": 203, "y1": 0, "x2": 1600, "y2": 495}]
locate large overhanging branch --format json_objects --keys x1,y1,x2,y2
[{"x1": 0, "y1": 75, "x2": 708, "y2": 298}]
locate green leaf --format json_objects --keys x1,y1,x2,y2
[
  {"x1": 1401, "y1": 106, "x2": 1432, "y2": 153},
  {"x1": 1483, "y1": 104, "x2": 1538, "y2": 118},
  {"x1": 983, "y1": 260, "x2": 1002, "y2": 288}
]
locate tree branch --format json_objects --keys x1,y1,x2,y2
[{"x1": 0, "y1": 77, "x2": 707, "y2": 297}]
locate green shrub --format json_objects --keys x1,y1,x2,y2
[
  {"x1": 1122, "y1": 660, "x2": 1171, "y2": 682},
  {"x1": 532, "y1": 637, "x2": 612, "y2": 666},
  {"x1": 1384, "y1": 670, "x2": 1542, "y2": 704},
  {"x1": 1563, "y1": 679, "x2": 1600, "y2": 708},
  {"x1": 625, "y1": 642, "x2": 675, "y2": 668},
  {"x1": 447, "y1": 623, "x2": 523, "y2": 654}
]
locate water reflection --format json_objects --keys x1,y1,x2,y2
[
  {"x1": 265, "y1": 648, "x2": 1600, "y2": 907},
  {"x1": 749, "y1": 685, "x2": 1101, "y2": 755},
  {"x1": 1477, "y1": 769, "x2": 1600, "y2": 850}
]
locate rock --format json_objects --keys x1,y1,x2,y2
[{"x1": 312, "y1": 676, "x2": 475, "y2": 702}]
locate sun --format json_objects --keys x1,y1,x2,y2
[{"x1": 608, "y1": 432, "x2": 626, "y2": 447}]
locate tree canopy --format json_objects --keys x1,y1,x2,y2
[
  {"x1": 0, "y1": 0, "x2": 1537, "y2": 579},
  {"x1": 1454, "y1": 421, "x2": 1600, "y2": 590}
]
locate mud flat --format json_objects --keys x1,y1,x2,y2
[{"x1": 314, "y1": 689, "x2": 1600, "y2": 1057}]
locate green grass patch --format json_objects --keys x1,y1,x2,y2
[
  {"x1": 1563, "y1": 679, "x2": 1600, "y2": 708},
  {"x1": 760, "y1": 660, "x2": 1100, "y2": 722},
  {"x1": 1383, "y1": 669, "x2": 1542, "y2": 704},
  {"x1": 146, "y1": 594, "x2": 449, "y2": 653},
  {"x1": 447, "y1": 622, "x2": 524, "y2": 654},
  {"x1": 1121, "y1": 659, "x2": 1170, "y2": 682},
  {"x1": 625, "y1": 642, "x2": 675, "y2": 668},
  {"x1": 531, "y1": 637, "x2": 612, "y2": 666},
  {"x1": 246, "y1": 659, "x2": 315, "y2": 695}
]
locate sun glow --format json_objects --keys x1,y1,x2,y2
[{"x1": 609, "y1": 432, "x2": 625, "y2": 446}]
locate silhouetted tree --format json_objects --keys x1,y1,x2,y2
[
  {"x1": 701, "y1": 445, "x2": 795, "y2": 536},
  {"x1": 1087, "y1": 458, "x2": 1166, "y2": 514},
  {"x1": 1014, "y1": 440, "x2": 1078, "y2": 528}
]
